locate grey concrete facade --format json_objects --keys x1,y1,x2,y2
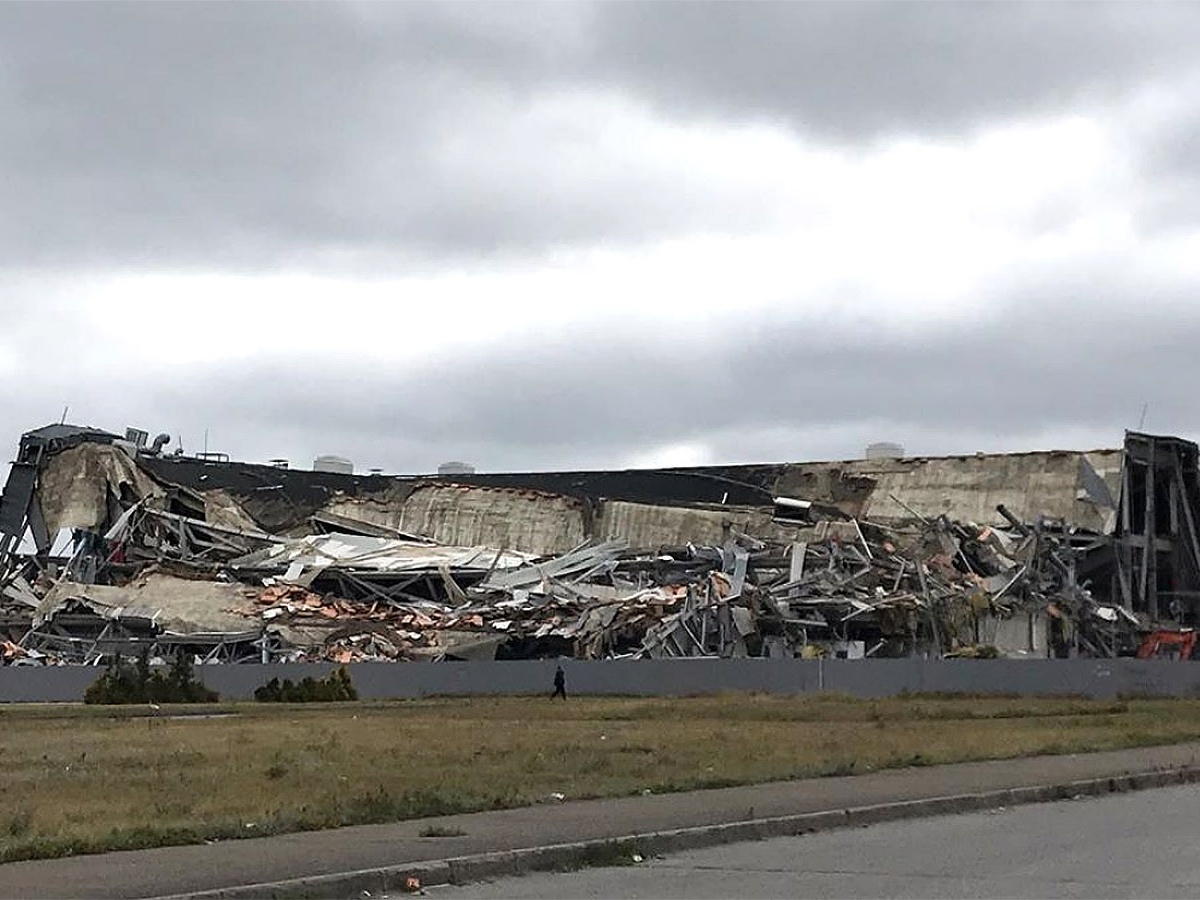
[{"x1": 5, "y1": 658, "x2": 1200, "y2": 703}]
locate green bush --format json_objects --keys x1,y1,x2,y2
[
  {"x1": 84, "y1": 650, "x2": 219, "y2": 704},
  {"x1": 254, "y1": 667, "x2": 358, "y2": 703}
]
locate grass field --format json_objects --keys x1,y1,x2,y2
[{"x1": 4, "y1": 692, "x2": 1200, "y2": 863}]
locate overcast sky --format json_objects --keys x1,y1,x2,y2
[{"x1": 3, "y1": 1, "x2": 1200, "y2": 475}]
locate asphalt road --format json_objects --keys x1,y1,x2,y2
[{"x1": 430, "y1": 783, "x2": 1200, "y2": 899}]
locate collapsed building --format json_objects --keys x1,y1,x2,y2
[{"x1": 1, "y1": 422, "x2": 1198, "y2": 665}]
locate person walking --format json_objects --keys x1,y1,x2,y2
[{"x1": 551, "y1": 664, "x2": 566, "y2": 700}]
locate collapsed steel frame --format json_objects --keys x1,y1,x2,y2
[
  {"x1": 4, "y1": 424, "x2": 1200, "y2": 664},
  {"x1": 1115, "y1": 433, "x2": 1200, "y2": 623}
]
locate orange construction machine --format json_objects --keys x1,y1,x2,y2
[{"x1": 1136, "y1": 629, "x2": 1198, "y2": 661}]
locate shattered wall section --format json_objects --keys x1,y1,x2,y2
[
  {"x1": 773, "y1": 450, "x2": 1123, "y2": 530},
  {"x1": 202, "y1": 488, "x2": 270, "y2": 534},
  {"x1": 325, "y1": 491, "x2": 803, "y2": 556},
  {"x1": 596, "y1": 501, "x2": 799, "y2": 548},
  {"x1": 325, "y1": 483, "x2": 588, "y2": 556},
  {"x1": 36, "y1": 443, "x2": 164, "y2": 534}
]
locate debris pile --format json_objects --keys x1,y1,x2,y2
[
  {"x1": 4, "y1": 422, "x2": 1197, "y2": 665},
  {"x1": 216, "y1": 512, "x2": 1136, "y2": 662},
  {"x1": 1, "y1": 502, "x2": 1144, "y2": 664},
  {"x1": 231, "y1": 541, "x2": 696, "y2": 661},
  {"x1": 745, "y1": 512, "x2": 1135, "y2": 659}
]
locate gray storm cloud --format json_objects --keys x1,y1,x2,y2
[
  {"x1": 1, "y1": 2, "x2": 1198, "y2": 473},
  {"x1": 3, "y1": 2, "x2": 1199, "y2": 266},
  {"x1": 585, "y1": 2, "x2": 1200, "y2": 138}
]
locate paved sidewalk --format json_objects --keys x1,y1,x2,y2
[{"x1": 3, "y1": 742, "x2": 1200, "y2": 900}]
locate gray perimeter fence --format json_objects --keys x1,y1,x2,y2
[{"x1": 4, "y1": 658, "x2": 1200, "y2": 702}]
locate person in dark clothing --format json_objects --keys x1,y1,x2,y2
[{"x1": 552, "y1": 664, "x2": 566, "y2": 700}]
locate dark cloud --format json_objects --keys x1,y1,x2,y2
[
  {"x1": 585, "y1": 1, "x2": 1200, "y2": 140},
  {"x1": 2, "y1": 1, "x2": 1199, "y2": 475},
  {"x1": 0, "y1": 2, "x2": 744, "y2": 269},
  {"x1": 3, "y1": 2, "x2": 1198, "y2": 271}
]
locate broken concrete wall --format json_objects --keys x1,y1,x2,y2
[
  {"x1": 595, "y1": 501, "x2": 804, "y2": 548},
  {"x1": 37, "y1": 443, "x2": 164, "y2": 534},
  {"x1": 202, "y1": 488, "x2": 267, "y2": 533},
  {"x1": 325, "y1": 491, "x2": 807, "y2": 556},
  {"x1": 596, "y1": 501, "x2": 754, "y2": 548},
  {"x1": 774, "y1": 450, "x2": 1122, "y2": 531},
  {"x1": 326, "y1": 483, "x2": 588, "y2": 556}
]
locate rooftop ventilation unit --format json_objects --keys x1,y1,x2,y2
[
  {"x1": 865, "y1": 441, "x2": 905, "y2": 460},
  {"x1": 314, "y1": 455, "x2": 353, "y2": 475}
]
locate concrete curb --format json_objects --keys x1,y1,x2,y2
[{"x1": 154, "y1": 764, "x2": 1200, "y2": 900}]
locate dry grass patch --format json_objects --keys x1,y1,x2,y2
[{"x1": 2, "y1": 693, "x2": 1200, "y2": 862}]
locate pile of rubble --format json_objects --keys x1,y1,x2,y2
[
  {"x1": 185, "y1": 508, "x2": 1134, "y2": 663},
  {"x1": 1, "y1": 485, "x2": 1144, "y2": 664},
  {"x1": 226, "y1": 541, "x2": 699, "y2": 662},
  {"x1": 745, "y1": 509, "x2": 1135, "y2": 660},
  {"x1": 7, "y1": 422, "x2": 1200, "y2": 665}
]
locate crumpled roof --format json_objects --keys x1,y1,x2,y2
[{"x1": 229, "y1": 534, "x2": 536, "y2": 574}]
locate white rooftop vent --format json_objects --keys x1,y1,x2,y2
[
  {"x1": 865, "y1": 442, "x2": 905, "y2": 460},
  {"x1": 314, "y1": 454, "x2": 353, "y2": 475},
  {"x1": 438, "y1": 461, "x2": 476, "y2": 476}
]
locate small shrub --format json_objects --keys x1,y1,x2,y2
[
  {"x1": 253, "y1": 678, "x2": 282, "y2": 703},
  {"x1": 254, "y1": 667, "x2": 358, "y2": 703},
  {"x1": 84, "y1": 651, "x2": 218, "y2": 705}
]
